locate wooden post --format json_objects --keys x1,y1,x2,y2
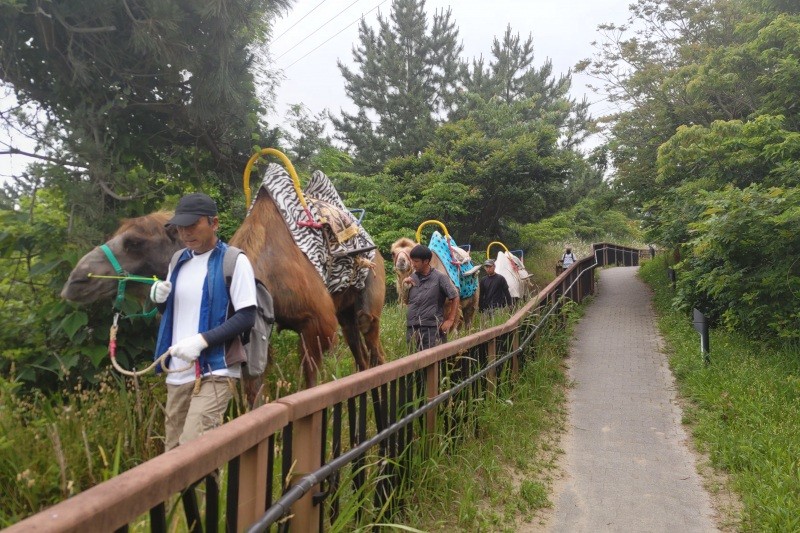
[
  {"x1": 289, "y1": 411, "x2": 323, "y2": 533},
  {"x1": 487, "y1": 339, "x2": 497, "y2": 394},
  {"x1": 237, "y1": 441, "x2": 268, "y2": 530}
]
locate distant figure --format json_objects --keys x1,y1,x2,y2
[
  {"x1": 649, "y1": 244, "x2": 656, "y2": 259},
  {"x1": 403, "y1": 244, "x2": 459, "y2": 351},
  {"x1": 561, "y1": 247, "x2": 576, "y2": 269},
  {"x1": 478, "y1": 259, "x2": 512, "y2": 312}
]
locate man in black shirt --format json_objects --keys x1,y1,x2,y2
[{"x1": 478, "y1": 259, "x2": 512, "y2": 312}]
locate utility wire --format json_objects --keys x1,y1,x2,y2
[
  {"x1": 281, "y1": 0, "x2": 390, "y2": 71},
  {"x1": 273, "y1": 0, "x2": 362, "y2": 61},
  {"x1": 273, "y1": 0, "x2": 330, "y2": 42}
]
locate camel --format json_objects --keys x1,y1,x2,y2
[
  {"x1": 390, "y1": 236, "x2": 479, "y2": 331},
  {"x1": 62, "y1": 190, "x2": 386, "y2": 394}
]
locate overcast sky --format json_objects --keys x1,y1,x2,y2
[
  {"x1": 267, "y1": 0, "x2": 632, "y2": 129},
  {"x1": 1, "y1": 0, "x2": 633, "y2": 180}
]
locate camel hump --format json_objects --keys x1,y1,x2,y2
[{"x1": 427, "y1": 231, "x2": 478, "y2": 299}]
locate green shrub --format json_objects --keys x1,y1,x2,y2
[{"x1": 673, "y1": 185, "x2": 800, "y2": 339}]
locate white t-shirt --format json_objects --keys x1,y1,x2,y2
[{"x1": 165, "y1": 249, "x2": 257, "y2": 385}]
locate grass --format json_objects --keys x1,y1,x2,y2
[
  {"x1": 0, "y1": 371, "x2": 166, "y2": 526},
  {"x1": 640, "y1": 256, "x2": 800, "y2": 532}
]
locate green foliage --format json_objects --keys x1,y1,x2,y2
[
  {"x1": 0, "y1": 372, "x2": 165, "y2": 526},
  {"x1": 0, "y1": 0, "x2": 289, "y2": 236},
  {"x1": 0, "y1": 188, "x2": 158, "y2": 390},
  {"x1": 641, "y1": 257, "x2": 800, "y2": 531},
  {"x1": 588, "y1": 2, "x2": 800, "y2": 342},
  {"x1": 519, "y1": 190, "x2": 641, "y2": 251},
  {"x1": 458, "y1": 25, "x2": 593, "y2": 149},
  {"x1": 671, "y1": 185, "x2": 800, "y2": 339},
  {"x1": 657, "y1": 115, "x2": 800, "y2": 190},
  {"x1": 334, "y1": 95, "x2": 601, "y2": 249}
]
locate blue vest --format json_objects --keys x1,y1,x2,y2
[{"x1": 154, "y1": 240, "x2": 231, "y2": 374}]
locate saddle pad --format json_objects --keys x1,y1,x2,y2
[
  {"x1": 428, "y1": 231, "x2": 478, "y2": 299},
  {"x1": 252, "y1": 164, "x2": 374, "y2": 293},
  {"x1": 495, "y1": 251, "x2": 522, "y2": 299},
  {"x1": 311, "y1": 198, "x2": 360, "y2": 243},
  {"x1": 495, "y1": 251, "x2": 533, "y2": 299},
  {"x1": 306, "y1": 171, "x2": 376, "y2": 292}
]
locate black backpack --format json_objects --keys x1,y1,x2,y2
[{"x1": 168, "y1": 246, "x2": 274, "y2": 378}]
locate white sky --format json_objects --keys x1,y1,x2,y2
[
  {"x1": 267, "y1": 0, "x2": 632, "y2": 132},
  {"x1": 0, "y1": 0, "x2": 633, "y2": 180}
]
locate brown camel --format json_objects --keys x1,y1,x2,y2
[
  {"x1": 389, "y1": 237, "x2": 479, "y2": 331},
  {"x1": 62, "y1": 190, "x2": 386, "y2": 393}
]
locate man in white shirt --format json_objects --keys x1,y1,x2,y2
[{"x1": 150, "y1": 193, "x2": 257, "y2": 451}]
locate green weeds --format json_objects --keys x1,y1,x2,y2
[{"x1": 640, "y1": 256, "x2": 800, "y2": 532}]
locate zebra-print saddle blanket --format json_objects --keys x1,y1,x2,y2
[{"x1": 251, "y1": 163, "x2": 376, "y2": 293}]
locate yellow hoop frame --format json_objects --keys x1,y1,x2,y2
[
  {"x1": 415, "y1": 219, "x2": 450, "y2": 244},
  {"x1": 242, "y1": 148, "x2": 307, "y2": 209},
  {"x1": 486, "y1": 241, "x2": 509, "y2": 259}
]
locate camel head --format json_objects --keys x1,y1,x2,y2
[
  {"x1": 390, "y1": 237, "x2": 417, "y2": 304},
  {"x1": 61, "y1": 211, "x2": 183, "y2": 304},
  {"x1": 390, "y1": 237, "x2": 415, "y2": 277}
]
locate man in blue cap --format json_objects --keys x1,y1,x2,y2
[{"x1": 150, "y1": 192, "x2": 257, "y2": 451}]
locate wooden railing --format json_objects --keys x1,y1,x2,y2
[{"x1": 8, "y1": 244, "x2": 644, "y2": 532}]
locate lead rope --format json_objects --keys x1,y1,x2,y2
[{"x1": 108, "y1": 313, "x2": 192, "y2": 377}]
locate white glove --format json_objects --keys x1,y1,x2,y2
[
  {"x1": 169, "y1": 334, "x2": 208, "y2": 362},
  {"x1": 149, "y1": 280, "x2": 172, "y2": 304}
]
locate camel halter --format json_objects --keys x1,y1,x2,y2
[
  {"x1": 91, "y1": 244, "x2": 193, "y2": 379},
  {"x1": 242, "y1": 147, "x2": 322, "y2": 229},
  {"x1": 90, "y1": 244, "x2": 159, "y2": 320}
]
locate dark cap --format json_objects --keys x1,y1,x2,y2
[
  {"x1": 483, "y1": 259, "x2": 495, "y2": 267},
  {"x1": 166, "y1": 193, "x2": 218, "y2": 227}
]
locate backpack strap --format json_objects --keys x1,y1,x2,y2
[
  {"x1": 223, "y1": 245, "x2": 243, "y2": 285},
  {"x1": 168, "y1": 248, "x2": 187, "y2": 279}
]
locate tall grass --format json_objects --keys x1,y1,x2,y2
[
  {"x1": 640, "y1": 256, "x2": 800, "y2": 532},
  {"x1": 0, "y1": 371, "x2": 165, "y2": 526}
]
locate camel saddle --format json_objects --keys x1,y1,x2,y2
[
  {"x1": 253, "y1": 164, "x2": 377, "y2": 293},
  {"x1": 428, "y1": 230, "x2": 479, "y2": 299}
]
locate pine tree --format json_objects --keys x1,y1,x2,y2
[
  {"x1": 332, "y1": 0, "x2": 462, "y2": 173},
  {"x1": 459, "y1": 24, "x2": 590, "y2": 148}
]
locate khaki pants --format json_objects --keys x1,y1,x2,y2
[{"x1": 165, "y1": 377, "x2": 235, "y2": 451}]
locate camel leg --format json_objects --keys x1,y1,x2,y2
[
  {"x1": 462, "y1": 297, "x2": 477, "y2": 330},
  {"x1": 242, "y1": 375, "x2": 265, "y2": 410},
  {"x1": 339, "y1": 310, "x2": 369, "y2": 371},
  {"x1": 298, "y1": 319, "x2": 337, "y2": 388},
  {"x1": 360, "y1": 314, "x2": 386, "y2": 367}
]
